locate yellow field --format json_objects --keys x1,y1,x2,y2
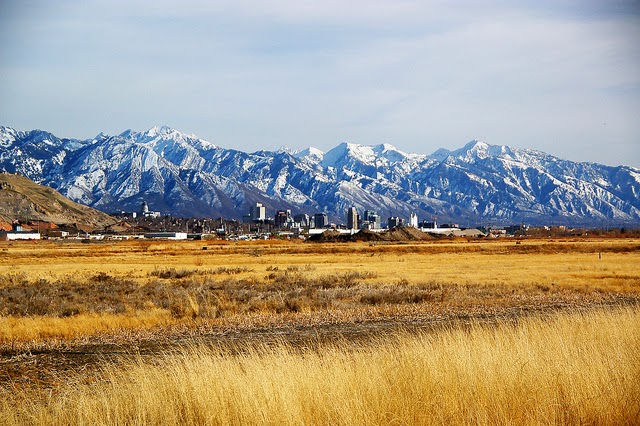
[
  {"x1": 1, "y1": 238, "x2": 639, "y2": 345},
  {"x1": 2, "y1": 306, "x2": 638, "y2": 425},
  {"x1": 3, "y1": 238, "x2": 639, "y2": 286}
]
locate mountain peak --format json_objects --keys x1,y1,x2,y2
[
  {"x1": 463, "y1": 139, "x2": 488, "y2": 151},
  {"x1": 321, "y1": 141, "x2": 426, "y2": 168},
  {"x1": 118, "y1": 126, "x2": 182, "y2": 141},
  {"x1": 0, "y1": 126, "x2": 20, "y2": 148},
  {"x1": 116, "y1": 126, "x2": 216, "y2": 150},
  {"x1": 372, "y1": 143, "x2": 426, "y2": 163},
  {"x1": 144, "y1": 125, "x2": 175, "y2": 138},
  {"x1": 118, "y1": 129, "x2": 135, "y2": 138},
  {"x1": 431, "y1": 140, "x2": 513, "y2": 162},
  {"x1": 139, "y1": 125, "x2": 180, "y2": 141},
  {"x1": 277, "y1": 146, "x2": 296, "y2": 155},
  {"x1": 322, "y1": 142, "x2": 376, "y2": 168},
  {"x1": 372, "y1": 143, "x2": 399, "y2": 153},
  {"x1": 294, "y1": 147, "x2": 325, "y2": 163}
]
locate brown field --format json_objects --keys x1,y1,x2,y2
[{"x1": 1, "y1": 237, "x2": 639, "y2": 424}]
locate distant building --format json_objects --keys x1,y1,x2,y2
[
  {"x1": 363, "y1": 210, "x2": 381, "y2": 229},
  {"x1": 440, "y1": 223, "x2": 459, "y2": 229},
  {"x1": 347, "y1": 207, "x2": 359, "y2": 230},
  {"x1": 293, "y1": 213, "x2": 310, "y2": 228},
  {"x1": 505, "y1": 224, "x2": 530, "y2": 236},
  {"x1": 419, "y1": 220, "x2": 437, "y2": 229},
  {"x1": 140, "y1": 201, "x2": 161, "y2": 218},
  {"x1": 143, "y1": 232, "x2": 188, "y2": 240},
  {"x1": 409, "y1": 212, "x2": 418, "y2": 227},
  {"x1": 275, "y1": 210, "x2": 291, "y2": 228},
  {"x1": 488, "y1": 229, "x2": 507, "y2": 238},
  {"x1": 250, "y1": 203, "x2": 266, "y2": 221},
  {"x1": 0, "y1": 221, "x2": 40, "y2": 241},
  {"x1": 46, "y1": 230, "x2": 70, "y2": 239},
  {"x1": 313, "y1": 213, "x2": 328, "y2": 229},
  {"x1": 388, "y1": 216, "x2": 404, "y2": 228}
]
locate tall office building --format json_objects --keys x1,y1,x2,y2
[
  {"x1": 275, "y1": 210, "x2": 290, "y2": 228},
  {"x1": 313, "y1": 213, "x2": 328, "y2": 229},
  {"x1": 363, "y1": 210, "x2": 380, "y2": 229},
  {"x1": 293, "y1": 213, "x2": 310, "y2": 228},
  {"x1": 250, "y1": 203, "x2": 266, "y2": 221},
  {"x1": 347, "y1": 207, "x2": 359, "y2": 230}
]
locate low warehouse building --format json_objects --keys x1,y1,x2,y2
[{"x1": 0, "y1": 230, "x2": 41, "y2": 241}]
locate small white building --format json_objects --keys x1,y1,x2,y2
[
  {"x1": 144, "y1": 232, "x2": 188, "y2": 240},
  {"x1": 47, "y1": 230, "x2": 70, "y2": 239}
]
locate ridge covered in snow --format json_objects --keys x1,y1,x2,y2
[{"x1": 1, "y1": 125, "x2": 639, "y2": 226}]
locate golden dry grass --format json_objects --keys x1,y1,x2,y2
[
  {"x1": 1, "y1": 238, "x2": 639, "y2": 344},
  {"x1": 2, "y1": 306, "x2": 638, "y2": 425},
  {"x1": 0, "y1": 309, "x2": 174, "y2": 342},
  {"x1": 2, "y1": 238, "x2": 638, "y2": 288}
]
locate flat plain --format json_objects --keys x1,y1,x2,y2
[{"x1": 1, "y1": 237, "x2": 639, "y2": 424}]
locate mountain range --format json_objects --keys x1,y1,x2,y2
[{"x1": 1, "y1": 125, "x2": 639, "y2": 226}]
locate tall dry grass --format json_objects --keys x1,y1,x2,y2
[{"x1": 2, "y1": 307, "x2": 638, "y2": 425}]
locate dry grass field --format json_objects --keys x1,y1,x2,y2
[
  {"x1": 1, "y1": 306, "x2": 638, "y2": 425},
  {"x1": 1, "y1": 238, "x2": 638, "y2": 346},
  {"x1": 0, "y1": 237, "x2": 639, "y2": 424}
]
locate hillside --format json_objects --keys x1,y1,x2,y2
[{"x1": 0, "y1": 172, "x2": 117, "y2": 230}]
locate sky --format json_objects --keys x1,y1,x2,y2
[{"x1": 1, "y1": 0, "x2": 639, "y2": 167}]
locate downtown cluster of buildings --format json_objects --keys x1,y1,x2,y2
[
  {"x1": 118, "y1": 201, "x2": 457, "y2": 236},
  {"x1": 242, "y1": 202, "x2": 330, "y2": 230},
  {"x1": 241, "y1": 202, "x2": 452, "y2": 234}
]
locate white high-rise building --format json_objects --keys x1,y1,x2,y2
[{"x1": 409, "y1": 212, "x2": 418, "y2": 227}]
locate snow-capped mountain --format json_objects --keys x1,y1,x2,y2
[{"x1": 1, "y1": 125, "x2": 639, "y2": 226}]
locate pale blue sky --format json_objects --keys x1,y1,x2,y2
[{"x1": 1, "y1": 0, "x2": 639, "y2": 167}]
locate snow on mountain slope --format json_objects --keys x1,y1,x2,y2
[
  {"x1": 1, "y1": 125, "x2": 639, "y2": 225},
  {"x1": 0, "y1": 126, "x2": 19, "y2": 148},
  {"x1": 293, "y1": 147, "x2": 324, "y2": 164}
]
